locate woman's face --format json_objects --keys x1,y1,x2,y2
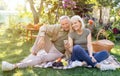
[{"x1": 71, "y1": 20, "x2": 82, "y2": 31}]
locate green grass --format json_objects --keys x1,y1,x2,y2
[{"x1": 0, "y1": 26, "x2": 120, "y2": 76}]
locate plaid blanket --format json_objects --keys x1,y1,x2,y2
[
  {"x1": 34, "y1": 55, "x2": 120, "y2": 70},
  {"x1": 100, "y1": 55, "x2": 120, "y2": 66}
]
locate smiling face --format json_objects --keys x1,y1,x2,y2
[
  {"x1": 71, "y1": 15, "x2": 85, "y2": 31},
  {"x1": 60, "y1": 18, "x2": 70, "y2": 31},
  {"x1": 71, "y1": 20, "x2": 82, "y2": 31}
]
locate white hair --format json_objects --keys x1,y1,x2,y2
[
  {"x1": 71, "y1": 15, "x2": 85, "y2": 29},
  {"x1": 59, "y1": 15, "x2": 71, "y2": 23}
]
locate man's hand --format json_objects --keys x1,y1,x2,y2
[
  {"x1": 64, "y1": 40, "x2": 70, "y2": 50},
  {"x1": 31, "y1": 51, "x2": 37, "y2": 56},
  {"x1": 31, "y1": 36, "x2": 45, "y2": 56}
]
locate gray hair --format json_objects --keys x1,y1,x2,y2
[
  {"x1": 71, "y1": 15, "x2": 85, "y2": 29},
  {"x1": 59, "y1": 15, "x2": 71, "y2": 23}
]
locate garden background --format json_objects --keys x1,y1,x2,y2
[{"x1": 0, "y1": 0, "x2": 120, "y2": 76}]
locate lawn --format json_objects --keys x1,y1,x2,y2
[{"x1": 0, "y1": 26, "x2": 120, "y2": 76}]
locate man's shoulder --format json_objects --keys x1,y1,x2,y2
[
  {"x1": 43, "y1": 24, "x2": 61, "y2": 29},
  {"x1": 47, "y1": 24, "x2": 61, "y2": 27},
  {"x1": 54, "y1": 24, "x2": 61, "y2": 27},
  {"x1": 53, "y1": 24, "x2": 61, "y2": 30}
]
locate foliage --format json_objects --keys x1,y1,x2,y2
[
  {"x1": 18, "y1": 12, "x2": 33, "y2": 24},
  {"x1": 112, "y1": 0, "x2": 120, "y2": 7},
  {"x1": 28, "y1": 0, "x2": 43, "y2": 24},
  {"x1": 105, "y1": 18, "x2": 120, "y2": 42},
  {"x1": 5, "y1": 25, "x2": 26, "y2": 38},
  {"x1": 61, "y1": 0, "x2": 94, "y2": 16},
  {"x1": 112, "y1": 22, "x2": 120, "y2": 30},
  {"x1": 28, "y1": 0, "x2": 96, "y2": 24},
  {"x1": 40, "y1": 0, "x2": 60, "y2": 24},
  {"x1": 96, "y1": 0, "x2": 114, "y2": 7},
  {"x1": 106, "y1": 29, "x2": 116, "y2": 42},
  {"x1": 62, "y1": 0, "x2": 76, "y2": 9},
  {"x1": 4, "y1": 11, "x2": 34, "y2": 38},
  {"x1": 27, "y1": 0, "x2": 63, "y2": 24}
]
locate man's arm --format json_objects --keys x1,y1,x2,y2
[
  {"x1": 64, "y1": 36, "x2": 73, "y2": 59},
  {"x1": 65, "y1": 36, "x2": 73, "y2": 53},
  {"x1": 31, "y1": 24, "x2": 60, "y2": 55}
]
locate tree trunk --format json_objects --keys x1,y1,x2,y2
[
  {"x1": 33, "y1": 13, "x2": 39, "y2": 24},
  {"x1": 28, "y1": 0, "x2": 43, "y2": 24},
  {"x1": 99, "y1": 6, "x2": 103, "y2": 25}
]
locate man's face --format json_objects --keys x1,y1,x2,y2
[{"x1": 60, "y1": 19, "x2": 70, "y2": 31}]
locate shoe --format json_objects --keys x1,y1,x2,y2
[
  {"x1": 53, "y1": 66, "x2": 63, "y2": 69},
  {"x1": 71, "y1": 60, "x2": 82, "y2": 68},
  {"x1": 100, "y1": 63, "x2": 119, "y2": 71},
  {"x1": 44, "y1": 62, "x2": 53, "y2": 68},
  {"x1": 65, "y1": 60, "x2": 82, "y2": 69},
  {"x1": 2, "y1": 61, "x2": 15, "y2": 71},
  {"x1": 63, "y1": 60, "x2": 82, "y2": 69}
]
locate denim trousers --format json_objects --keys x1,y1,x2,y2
[{"x1": 71, "y1": 45, "x2": 109, "y2": 67}]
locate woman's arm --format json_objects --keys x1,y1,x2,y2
[
  {"x1": 87, "y1": 33, "x2": 93, "y2": 57},
  {"x1": 87, "y1": 33, "x2": 97, "y2": 62}
]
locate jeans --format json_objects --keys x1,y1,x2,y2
[{"x1": 71, "y1": 45, "x2": 109, "y2": 67}]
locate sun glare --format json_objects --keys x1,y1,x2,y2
[{"x1": 4, "y1": 0, "x2": 25, "y2": 11}]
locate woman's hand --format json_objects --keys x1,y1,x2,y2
[{"x1": 90, "y1": 55, "x2": 97, "y2": 63}]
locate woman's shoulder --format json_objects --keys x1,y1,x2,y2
[
  {"x1": 84, "y1": 28, "x2": 91, "y2": 32},
  {"x1": 83, "y1": 28, "x2": 91, "y2": 35}
]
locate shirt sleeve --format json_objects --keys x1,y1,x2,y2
[
  {"x1": 38, "y1": 25, "x2": 46, "y2": 37},
  {"x1": 68, "y1": 32, "x2": 74, "y2": 39},
  {"x1": 86, "y1": 28, "x2": 91, "y2": 35},
  {"x1": 31, "y1": 24, "x2": 60, "y2": 53},
  {"x1": 38, "y1": 24, "x2": 60, "y2": 37}
]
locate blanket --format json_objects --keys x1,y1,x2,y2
[{"x1": 34, "y1": 55, "x2": 120, "y2": 70}]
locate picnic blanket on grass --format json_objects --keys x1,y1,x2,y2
[{"x1": 34, "y1": 55, "x2": 120, "y2": 70}]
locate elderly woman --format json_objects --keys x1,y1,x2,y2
[{"x1": 65, "y1": 15, "x2": 117, "y2": 70}]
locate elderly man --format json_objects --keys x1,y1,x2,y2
[{"x1": 2, "y1": 15, "x2": 71, "y2": 71}]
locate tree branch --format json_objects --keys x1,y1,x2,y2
[
  {"x1": 38, "y1": 0, "x2": 43, "y2": 15},
  {"x1": 28, "y1": 0, "x2": 37, "y2": 14}
]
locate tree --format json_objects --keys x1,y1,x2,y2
[
  {"x1": 96, "y1": 0, "x2": 114, "y2": 24},
  {"x1": 28, "y1": 0, "x2": 43, "y2": 24}
]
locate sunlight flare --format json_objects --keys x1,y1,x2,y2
[
  {"x1": 13, "y1": 70, "x2": 23, "y2": 76},
  {"x1": 111, "y1": 48, "x2": 120, "y2": 55},
  {"x1": 16, "y1": 42, "x2": 24, "y2": 47}
]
